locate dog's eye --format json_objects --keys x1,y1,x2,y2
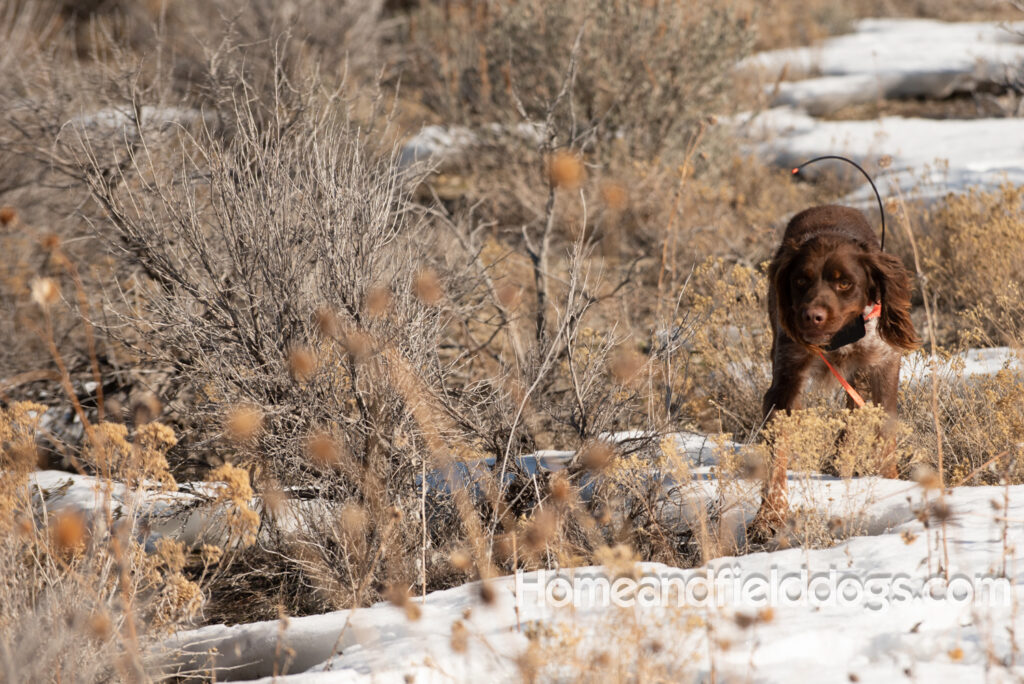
[
  {"x1": 795, "y1": 276, "x2": 810, "y2": 288},
  {"x1": 836, "y1": 280, "x2": 853, "y2": 291}
]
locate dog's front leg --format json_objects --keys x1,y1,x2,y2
[
  {"x1": 748, "y1": 344, "x2": 811, "y2": 544},
  {"x1": 868, "y1": 356, "x2": 902, "y2": 477}
]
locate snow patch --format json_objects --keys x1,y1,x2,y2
[
  {"x1": 161, "y1": 479, "x2": 1024, "y2": 683},
  {"x1": 745, "y1": 18, "x2": 1024, "y2": 115},
  {"x1": 750, "y1": 106, "x2": 1024, "y2": 202},
  {"x1": 742, "y1": 18, "x2": 1024, "y2": 203}
]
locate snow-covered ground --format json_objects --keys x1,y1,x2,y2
[
  {"x1": 744, "y1": 19, "x2": 1024, "y2": 115},
  {"x1": 28, "y1": 469, "x2": 226, "y2": 550},
  {"x1": 743, "y1": 18, "x2": 1024, "y2": 203},
  {"x1": 160, "y1": 477, "x2": 1024, "y2": 683}
]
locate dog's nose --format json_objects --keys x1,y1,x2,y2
[{"x1": 802, "y1": 308, "x2": 827, "y2": 326}]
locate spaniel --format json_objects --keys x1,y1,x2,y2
[{"x1": 750, "y1": 204, "x2": 918, "y2": 541}]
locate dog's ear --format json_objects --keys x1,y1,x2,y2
[
  {"x1": 769, "y1": 240, "x2": 802, "y2": 345},
  {"x1": 862, "y1": 250, "x2": 919, "y2": 351}
]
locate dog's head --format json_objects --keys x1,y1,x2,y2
[{"x1": 771, "y1": 207, "x2": 919, "y2": 351}]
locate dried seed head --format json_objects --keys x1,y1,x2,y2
[
  {"x1": 225, "y1": 404, "x2": 263, "y2": 442},
  {"x1": 261, "y1": 480, "x2": 287, "y2": 517},
  {"x1": 594, "y1": 543, "x2": 639, "y2": 579},
  {"x1": 758, "y1": 607, "x2": 774, "y2": 623},
  {"x1": 914, "y1": 506, "x2": 929, "y2": 526},
  {"x1": 103, "y1": 397, "x2": 124, "y2": 422},
  {"x1": 579, "y1": 440, "x2": 615, "y2": 472},
  {"x1": 307, "y1": 432, "x2": 341, "y2": 469},
  {"x1": 492, "y1": 533, "x2": 515, "y2": 563},
  {"x1": 6, "y1": 442, "x2": 39, "y2": 471},
  {"x1": 878, "y1": 155, "x2": 893, "y2": 169},
  {"x1": 450, "y1": 620, "x2": 469, "y2": 653},
  {"x1": 339, "y1": 504, "x2": 367, "y2": 538},
  {"x1": 52, "y1": 512, "x2": 88, "y2": 553},
  {"x1": 912, "y1": 465, "x2": 941, "y2": 491},
  {"x1": 40, "y1": 233, "x2": 61, "y2": 252},
  {"x1": 88, "y1": 612, "x2": 112, "y2": 641},
  {"x1": 314, "y1": 307, "x2": 340, "y2": 339},
  {"x1": 549, "y1": 472, "x2": 571, "y2": 502},
  {"x1": 342, "y1": 330, "x2": 373, "y2": 361},
  {"x1": 548, "y1": 150, "x2": 584, "y2": 190},
  {"x1": 901, "y1": 530, "x2": 918, "y2": 545},
  {"x1": 478, "y1": 581, "x2": 496, "y2": 605},
  {"x1": 734, "y1": 611, "x2": 756, "y2": 629},
  {"x1": 287, "y1": 346, "x2": 317, "y2": 383},
  {"x1": 608, "y1": 346, "x2": 644, "y2": 385},
  {"x1": 0, "y1": 206, "x2": 18, "y2": 226},
  {"x1": 929, "y1": 499, "x2": 954, "y2": 524},
  {"x1": 131, "y1": 392, "x2": 162, "y2": 425},
  {"x1": 385, "y1": 585, "x2": 407, "y2": 606},
  {"x1": 30, "y1": 277, "x2": 60, "y2": 308},
  {"x1": 496, "y1": 282, "x2": 524, "y2": 310},
  {"x1": 200, "y1": 544, "x2": 223, "y2": 565},
  {"x1": 525, "y1": 509, "x2": 557, "y2": 550},
  {"x1": 366, "y1": 285, "x2": 393, "y2": 317},
  {"x1": 516, "y1": 648, "x2": 542, "y2": 679},
  {"x1": 155, "y1": 538, "x2": 186, "y2": 573},
  {"x1": 16, "y1": 517, "x2": 33, "y2": 538},
  {"x1": 449, "y1": 549, "x2": 473, "y2": 572},
  {"x1": 413, "y1": 268, "x2": 444, "y2": 306},
  {"x1": 388, "y1": 505, "x2": 403, "y2": 522},
  {"x1": 385, "y1": 584, "x2": 422, "y2": 621},
  {"x1": 599, "y1": 181, "x2": 629, "y2": 211}
]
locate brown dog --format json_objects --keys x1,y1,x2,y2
[{"x1": 749, "y1": 205, "x2": 918, "y2": 541}]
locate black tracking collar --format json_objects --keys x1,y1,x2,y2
[{"x1": 825, "y1": 315, "x2": 867, "y2": 351}]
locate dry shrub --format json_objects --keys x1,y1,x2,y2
[
  {"x1": 738, "y1": 0, "x2": 1018, "y2": 52},
  {"x1": 764, "y1": 405, "x2": 916, "y2": 480},
  {"x1": 71, "y1": 57, "x2": 504, "y2": 619},
  {"x1": 84, "y1": 421, "x2": 178, "y2": 489},
  {"x1": 682, "y1": 257, "x2": 772, "y2": 435},
  {"x1": 397, "y1": 0, "x2": 762, "y2": 264},
  {"x1": 0, "y1": 0, "x2": 391, "y2": 432},
  {"x1": 921, "y1": 184, "x2": 1024, "y2": 347},
  {"x1": 401, "y1": 0, "x2": 752, "y2": 162},
  {"x1": 0, "y1": 404, "x2": 203, "y2": 682},
  {"x1": 727, "y1": 405, "x2": 918, "y2": 548},
  {"x1": 735, "y1": 0, "x2": 855, "y2": 50},
  {"x1": 900, "y1": 364, "x2": 1024, "y2": 486},
  {"x1": 0, "y1": 402, "x2": 48, "y2": 521}
]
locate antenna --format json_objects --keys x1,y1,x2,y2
[{"x1": 791, "y1": 155, "x2": 886, "y2": 252}]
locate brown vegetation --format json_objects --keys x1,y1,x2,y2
[{"x1": 1, "y1": 0, "x2": 1023, "y2": 680}]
